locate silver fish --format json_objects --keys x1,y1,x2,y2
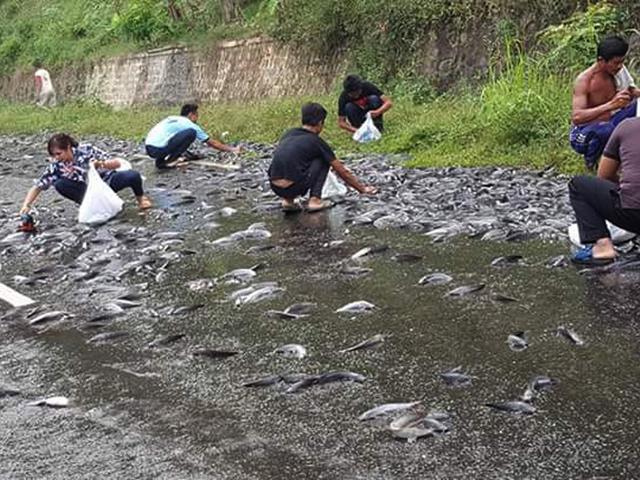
[
  {"x1": 486, "y1": 400, "x2": 536, "y2": 415},
  {"x1": 418, "y1": 273, "x2": 453, "y2": 285},
  {"x1": 147, "y1": 333, "x2": 185, "y2": 348},
  {"x1": 335, "y1": 300, "x2": 376, "y2": 314},
  {"x1": 274, "y1": 344, "x2": 307, "y2": 359},
  {"x1": 507, "y1": 331, "x2": 529, "y2": 351},
  {"x1": 339, "y1": 334, "x2": 386, "y2": 353},
  {"x1": 87, "y1": 331, "x2": 129, "y2": 344},
  {"x1": 447, "y1": 284, "x2": 485, "y2": 297},
  {"x1": 359, "y1": 401, "x2": 422, "y2": 421},
  {"x1": 27, "y1": 396, "x2": 70, "y2": 408},
  {"x1": 29, "y1": 310, "x2": 67, "y2": 326},
  {"x1": 235, "y1": 285, "x2": 284, "y2": 306},
  {"x1": 350, "y1": 244, "x2": 389, "y2": 260},
  {"x1": 390, "y1": 426, "x2": 435, "y2": 443},
  {"x1": 440, "y1": 366, "x2": 474, "y2": 386},
  {"x1": 243, "y1": 375, "x2": 282, "y2": 387},
  {"x1": 491, "y1": 255, "x2": 523, "y2": 267},
  {"x1": 557, "y1": 326, "x2": 585, "y2": 346}
]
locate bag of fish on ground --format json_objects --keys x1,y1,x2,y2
[
  {"x1": 77, "y1": 164, "x2": 123, "y2": 225},
  {"x1": 353, "y1": 112, "x2": 382, "y2": 143}
]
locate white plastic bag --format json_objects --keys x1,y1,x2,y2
[
  {"x1": 568, "y1": 221, "x2": 636, "y2": 247},
  {"x1": 78, "y1": 165, "x2": 124, "y2": 225},
  {"x1": 322, "y1": 171, "x2": 348, "y2": 199},
  {"x1": 352, "y1": 112, "x2": 382, "y2": 143}
]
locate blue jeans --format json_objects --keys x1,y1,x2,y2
[
  {"x1": 54, "y1": 171, "x2": 144, "y2": 204},
  {"x1": 344, "y1": 95, "x2": 384, "y2": 131},
  {"x1": 569, "y1": 100, "x2": 637, "y2": 169},
  {"x1": 145, "y1": 128, "x2": 197, "y2": 169}
]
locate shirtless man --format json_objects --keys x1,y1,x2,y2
[{"x1": 570, "y1": 36, "x2": 640, "y2": 169}]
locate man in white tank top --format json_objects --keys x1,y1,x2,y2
[{"x1": 34, "y1": 63, "x2": 57, "y2": 107}]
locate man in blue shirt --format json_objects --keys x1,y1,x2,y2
[{"x1": 145, "y1": 103, "x2": 240, "y2": 169}]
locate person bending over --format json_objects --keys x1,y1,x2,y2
[
  {"x1": 337, "y1": 75, "x2": 392, "y2": 135},
  {"x1": 570, "y1": 35, "x2": 640, "y2": 169},
  {"x1": 569, "y1": 117, "x2": 640, "y2": 265},
  {"x1": 269, "y1": 102, "x2": 377, "y2": 213},
  {"x1": 20, "y1": 133, "x2": 152, "y2": 215},
  {"x1": 145, "y1": 103, "x2": 239, "y2": 169}
]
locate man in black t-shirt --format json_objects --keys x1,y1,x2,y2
[
  {"x1": 269, "y1": 103, "x2": 377, "y2": 212},
  {"x1": 337, "y1": 75, "x2": 393, "y2": 136}
]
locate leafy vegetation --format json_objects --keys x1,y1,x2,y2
[{"x1": 0, "y1": 2, "x2": 634, "y2": 173}]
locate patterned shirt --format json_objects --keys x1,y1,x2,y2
[{"x1": 35, "y1": 144, "x2": 113, "y2": 191}]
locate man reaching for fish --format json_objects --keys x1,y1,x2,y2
[{"x1": 268, "y1": 102, "x2": 377, "y2": 212}]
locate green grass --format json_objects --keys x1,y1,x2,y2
[{"x1": 0, "y1": 62, "x2": 584, "y2": 174}]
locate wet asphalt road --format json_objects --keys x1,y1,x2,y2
[{"x1": 0, "y1": 135, "x2": 639, "y2": 479}]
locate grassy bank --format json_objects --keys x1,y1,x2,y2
[{"x1": 0, "y1": 70, "x2": 582, "y2": 173}]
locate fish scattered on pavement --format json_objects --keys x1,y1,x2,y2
[
  {"x1": 447, "y1": 284, "x2": 485, "y2": 297},
  {"x1": 507, "y1": 331, "x2": 529, "y2": 351},
  {"x1": 418, "y1": 273, "x2": 453, "y2": 286},
  {"x1": 486, "y1": 400, "x2": 536, "y2": 415},
  {"x1": 339, "y1": 334, "x2": 386, "y2": 353},
  {"x1": 359, "y1": 401, "x2": 422, "y2": 421},
  {"x1": 274, "y1": 344, "x2": 307, "y2": 359},
  {"x1": 557, "y1": 326, "x2": 585, "y2": 346},
  {"x1": 440, "y1": 366, "x2": 475, "y2": 387},
  {"x1": 335, "y1": 301, "x2": 376, "y2": 314},
  {"x1": 27, "y1": 396, "x2": 70, "y2": 408}
]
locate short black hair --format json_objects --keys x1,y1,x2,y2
[
  {"x1": 301, "y1": 102, "x2": 327, "y2": 126},
  {"x1": 343, "y1": 75, "x2": 363, "y2": 94},
  {"x1": 180, "y1": 103, "x2": 199, "y2": 116},
  {"x1": 597, "y1": 36, "x2": 629, "y2": 61}
]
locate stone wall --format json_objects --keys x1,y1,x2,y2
[{"x1": 0, "y1": 37, "x2": 347, "y2": 108}]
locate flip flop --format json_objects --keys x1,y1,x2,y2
[
  {"x1": 570, "y1": 246, "x2": 615, "y2": 266},
  {"x1": 281, "y1": 204, "x2": 302, "y2": 213},
  {"x1": 306, "y1": 200, "x2": 335, "y2": 213}
]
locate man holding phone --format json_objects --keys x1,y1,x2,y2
[{"x1": 570, "y1": 35, "x2": 640, "y2": 169}]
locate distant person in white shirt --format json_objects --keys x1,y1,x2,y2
[
  {"x1": 34, "y1": 62, "x2": 57, "y2": 108},
  {"x1": 144, "y1": 103, "x2": 240, "y2": 169}
]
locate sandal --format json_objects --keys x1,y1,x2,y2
[
  {"x1": 306, "y1": 200, "x2": 335, "y2": 213},
  {"x1": 571, "y1": 246, "x2": 615, "y2": 266},
  {"x1": 281, "y1": 204, "x2": 302, "y2": 213}
]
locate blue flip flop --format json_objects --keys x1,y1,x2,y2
[{"x1": 571, "y1": 246, "x2": 615, "y2": 266}]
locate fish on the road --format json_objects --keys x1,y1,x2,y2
[
  {"x1": 507, "y1": 331, "x2": 529, "y2": 351},
  {"x1": 486, "y1": 400, "x2": 536, "y2": 415},
  {"x1": 339, "y1": 334, "x2": 386, "y2": 353},
  {"x1": 440, "y1": 366, "x2": 474, "y2": 387},
  {"x1": 350, "y1": 245, "x2": 389, "y2": 261},
  {"x1": 491, "y1": 255, "x2": 523, "y2": 267},
  {"x1": 147, "y1": 333, "x2": 185, "y2": 348},
  {"x1": 285, "y1": 371, "x2": 365, "y2": 394},
  {"x1": 418, "y1": 273, "x2": 453, "y2": 286},
  {"x1": 192, "y1": 349, "x2": 239, "y2": 359},
  {"x1": 335, "y1": 301, "x2": 376, "y2": 314},
  {"x1": 28, "y1": 310, "x2": 68, "y2": 326},
  {"x1": 447, "y1": 284, "x2": 485, "y2": 297},
  {"x1": 359, "y1": 401, "x2": 422, "y2": 421},
  {"x1": 27, "y1": 396, "x2": 70, "y2": 408},
  {"x1": 243, "y1": 375, "x2": 283, "y2": 387},
  {"x1": 557, "y1": 326, "x2": 585, "y2": 346},
  {"x1": 87, "y1": 331, "x2": 129, "y2": 344},
  {"x1": 274, "y1": 344, "x2": 307, "y2": 359}
]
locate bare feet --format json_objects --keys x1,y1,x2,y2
[
  {"x1": 137, "y1": 195, "x2": 153, "y2": 210},
  {"x1": 307, "y1": 197, "x2": 335, "y2": 212},
  {"x1": 592, "y1": 237, "x2": 617, "y2": 259}
]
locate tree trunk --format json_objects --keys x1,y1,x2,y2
[{"x1": 221, "y1": 0, "x2": 246, "y2": 23}]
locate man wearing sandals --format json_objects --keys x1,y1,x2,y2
[
  {"x1": 145, "y1": 103, "x2": 240, "y2": 169},
  {"x1": 269, "y1": 103, "x2": 377, "y2": 212},
  {"x1": 570, "y1": 117, "x2": 640, "y2": 265}
]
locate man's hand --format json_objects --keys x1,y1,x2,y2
[
  {"x1": 369, "y1": 110, "x2": 381, "y2": 119},
  {"x1": 228, "y1": 146, "x2": 242, "y2": 154},
  {"x1": 361, "y1": 186, "x2": 377, "y2": 195},
  {"x1": 19, "y1": 205, "x2": 30, "y2": 215},
  {"x1": 610, "y1": 90, "x2": 632, "y2": 109}
]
